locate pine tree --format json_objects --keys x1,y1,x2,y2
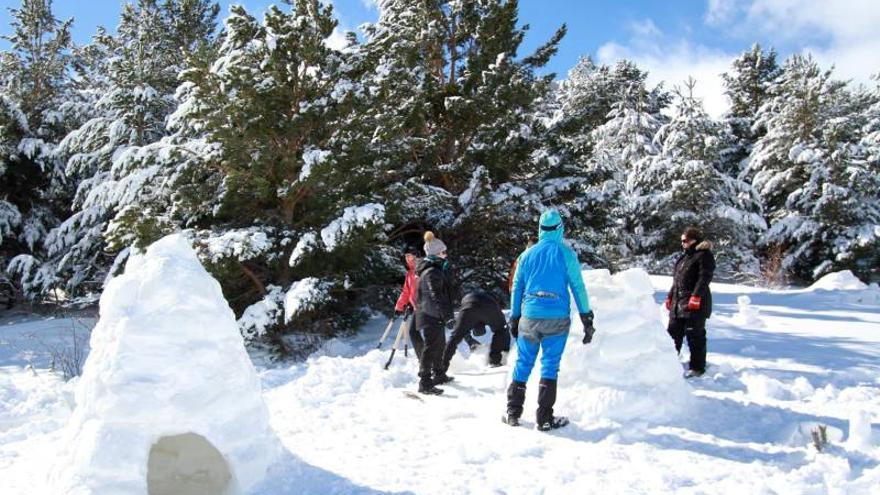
[
  {"x1": 720, "y1": 44, "x2": 781, "y2": 176},
  {"x1": 749, "y1": 55, "x2": 880, "y2": 282},
  {"x1": 630, "y1": 78, "x2": 766, "y2": 276},
  {"x1": 542, "y1": 58, "x2": 670, "y2": 268},
  {"x1": 1, "y1": 0, "x2": 74, "y2": 298},
  {"x1": 587, "y1": 74, "x2": 667, "y2": 266},
  {"x1": 360, "y1": 0, "x2": 566, "y2": 293},
  {"x1": 163, "y1": 1, "x2": 392, "y2": 344},
  {"x1": 19, "y1": 0, "x2": 219, "y2": 301}
]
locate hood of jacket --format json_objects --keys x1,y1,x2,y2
[{"x1": 537, "y1": 209, "x2": 564, "y2": 243}]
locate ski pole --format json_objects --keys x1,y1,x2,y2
[
  {"x1": 402, "y1": 307, "x2": 412, "y2": 357},
  {"x1": 384, "y1": 319, "x2": 407, "y2": 370},
  {"x1": 376, "y1": 315, "x2": 398, "y2": 349}
]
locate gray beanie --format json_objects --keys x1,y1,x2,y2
[{"x1": 423, "y1": 231, "x2": 447, "y2": 256}]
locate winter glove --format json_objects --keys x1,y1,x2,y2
[
  {"x1": 472, "y1": 326, "x2": 486, "y2": 337},
  {"x1": 445, "y1": 318, "x2": 456, "y2": 330},
  {"x1": 580, "y1": 311, "x2": 595, "y2": 345},
  {"x1": 394, "y1": 310, "x2": 404, "y2": 317},
  {"x1": 664, "y1": 297, "x2": 672, "y2": 311},
  {"x1": 509, "y1": 317, "x2": 520, "y2": 339},
  {"x1": 687, "y1": 296, "x2": 702, "y2": 312}
]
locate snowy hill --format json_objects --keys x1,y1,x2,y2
[{"x1": 1, "y1": 271, "x2": 879, "y2": 493}]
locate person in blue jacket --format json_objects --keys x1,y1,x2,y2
[{"x1": 503, "y1": 209, "x2": 596, "y2": 431}]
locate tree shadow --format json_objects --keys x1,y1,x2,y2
[{"x1": 710, "y1": 327, "x2": 880, "y2": 375}]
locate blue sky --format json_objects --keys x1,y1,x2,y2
[{"x1": 2, "y1": 1, "x2": 878, "y2": 116}]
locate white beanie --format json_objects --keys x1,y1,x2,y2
[{"x1": 423, "y1": 231, "x2": 447, "y2": 256}]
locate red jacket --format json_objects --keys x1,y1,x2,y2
[{"x1": 394, "y1": 256, "x2": 418, "y2": 312}]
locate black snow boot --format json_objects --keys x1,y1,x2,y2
[
  {"x1": 433, "y1": 374, "x2": 454, "y2": 386},
  {"x1": 418, "y1": 379, "x2": 444, "y2": 395},
  {"x1": 504, "y1": 381, "x2": 526, "y2": 426},
  {"x1": 536, "y1": 378, "x2": 568, "y2": 431}
]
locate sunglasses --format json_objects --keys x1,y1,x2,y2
[{"x1": 681, "y1": 238, "x2": 691, "y2": 244}]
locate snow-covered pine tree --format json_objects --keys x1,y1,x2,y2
[
  {"x1": 719, "y1": 44, "x2": 781, "y2": 177},
  {"x1": 166, "y1": 1, "x2": 391, "y2": 345},
  {"x1": 748, "y1": 55, "x2": 880, "y2": 282},
  {"x1": 360, "y1": 0, "x2": 566, "y2": 294},
  {"x1": 587, "y1": 70, "x2": 668, "y2": 267},
  {"x1": 630, "y1": 78, "x2": 766, "y2": 276},
  {"x1": 19, "y1": 0, "x2": 220, "y2": 301},
  {"x1": 1, "y1": 0, "x2": 75, "y2": 299},
  {"x1": 543, "y1": 58, "x2": 670, "y2": 268}
]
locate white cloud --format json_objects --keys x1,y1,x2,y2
[
  {"x1": 596, "y1": 21, "x2": 735, "y2": 118},
  {"x1": 593, "y1": 1, "x2": 880, "y2": 119},
  {"x1": 325, "y1": 26, "x2": 350, "y2": 51},
  {"x1": 704, "y1": 0, "x2": 739, "y2": 25},
  {"x1": 738, "y1": 0, "x2": 880, "y2": 85}
]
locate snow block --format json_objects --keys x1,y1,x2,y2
[
  {"x1": 49, "y1": 234, "x2": 280, "y2": 495},
  {"x1": 558, "y1": 268, "x2": 693, "y2": 422}
]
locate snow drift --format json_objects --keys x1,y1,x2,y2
[
  {"x1": 809, "y1": 270, "x2": 868, "y2": 291},
  {"x1": 49, "y1": 234, "x2": 280, "y2": 495},
  {"x1": 557, "y1": 268, "x2": 693, "y2": 422}
]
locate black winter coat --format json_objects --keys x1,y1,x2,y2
[
  {"x1": 458, "y1": 291, "x2": 506, "y2": 333},
  {"x1": 416, "y1": 256, "x2": 456, "y2": 322},
  {"x1": 667, "y1": 240, "x2": 716, "y2": 319}
]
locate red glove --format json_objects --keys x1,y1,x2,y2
[
  {"x1": 664, "y1": 298, "x2": 672, "y2": 310},
  {"x1": 687, "y1": 296, "x2": 701, "y2": 311}
]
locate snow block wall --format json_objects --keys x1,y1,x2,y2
[
  {"x1": 49, "y1": 234, "x2": 280, "y2": 495},
  {"x1": 558, "y1": 268, "x2": 693, "y2": 423}
]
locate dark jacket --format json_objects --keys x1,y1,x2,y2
[
  {"x1": 458, "y1": 290, "x2": 506, "y2": 333},
  {"x1": 667, "y1": 240, "x2": 716, "y2": 319},
  {"x1": 416, "y1": 256, "x2": 456, "y2": 322}
]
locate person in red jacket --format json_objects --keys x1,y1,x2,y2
[{"x1": 395, "y1": 247, "x2": 423, "y2": 359}]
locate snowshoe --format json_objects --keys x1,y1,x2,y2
[
  {"x1": 536, "y1": 416, "x2": 569, "y2": 431},
  {"x1": 502, "y1": 414, "x2": 520, "y2": 427},
  {"x1": 418, "y1": 385, "x2": 444, "y2": 396}
]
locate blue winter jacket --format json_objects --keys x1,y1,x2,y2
[{"x1": 510, "y1": 210, "x2": 590, "y2": 319}]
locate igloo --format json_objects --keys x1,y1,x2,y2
[
  {"x1": 50, "y1": 234, "x2": 280, "y2": 495},
  {"x1": 559, "y1": 268, "x2": 693, "y2": 422}
]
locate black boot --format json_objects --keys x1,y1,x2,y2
[
  {"x1": 503, "y1": 381, "x2": 526, "y2": 426},
  {"x1": 536, "y1": 378, "x2": 568, "y2": 431},
  {"x1": 418, "y1": 378, "x2": 444, "y2": 395}
]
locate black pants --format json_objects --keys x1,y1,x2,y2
[
  {"x1": 409, "y1": 325, "x2": 424, "y2": 361},
  {"x1": 417, "y1": 314, "x2": 445, "y2": 386},
  {"x1": 441, "y1": 310, "x2": 511, "y2": 373},
  {"x1": 667, "y1": 317, "x2": 707, "y2": 372}
]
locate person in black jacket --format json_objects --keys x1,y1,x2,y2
[
  {"x1": 438, "y1": 290, "x2": 511, "y2": 377},
  {"x1": 415, "y1": 231, "x2": 457, "y2": 395},
  {"x1": 665, "y1": 226, "x2": 716, "y2": 378}
]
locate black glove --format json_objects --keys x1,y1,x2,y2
[
  {"x1": 394, "y1": 310, "x2": 403, "y2": 317},
  {"x1": 471, "y1": 326, "x2": 486, "y2": 337},
  {"x1": 509, "y1": 317, "x2": 520, "y2": 339},
  {"x1": 580, "y1": 311, "x2": 595, "y2": 344},
  {"x1": 446, "y1": 318, "x2": 456, "y2": 330}
]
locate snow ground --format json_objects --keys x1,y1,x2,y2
[{"x1": 1, "y1": 274, "x2": 879, "y2": 494}]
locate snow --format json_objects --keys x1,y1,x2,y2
[
  {"x1": 300, "y1": 148, "x2": 330, "y2": 182},
  {"x1": 284, "y1": 277, "x2": 329, "y2": 323},
  {"x1": 239, "y1": 285, "x2": 285, "y2": 340},
  {"x1": 288, "y1": 232, "x2": 317, "y2": 267},
  {"x1": 319, "y1": 203, "x2": 385, "y2": 252},
  {"x1": 809, "y1": 270, "x2": 868, "y2": 291},
  {"x1": 47, "y1": 234, "x2": 280, "y2": 494},
  {"x1": 2, "y1": 266, "x2": 880, "y2": 493}
]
